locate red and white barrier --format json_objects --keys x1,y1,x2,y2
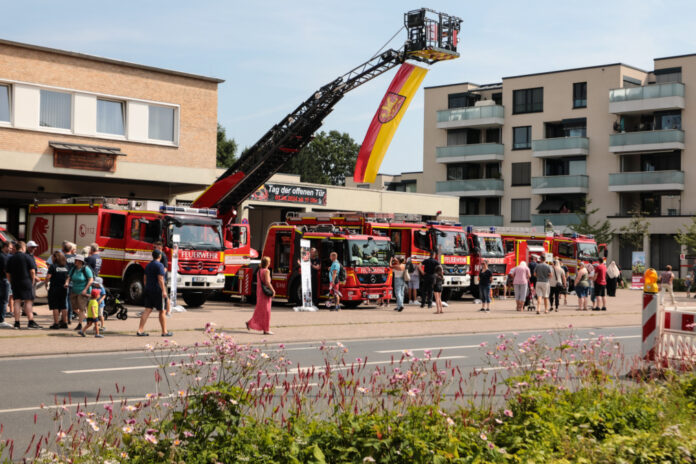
[
  {"x1": 661, "y1": 308, "x2": 696, "y2": 360},
  {"x1": 642, "y1": 292, "x2": 659, "y2": 360}
]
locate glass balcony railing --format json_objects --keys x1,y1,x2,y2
[
  {"x1": 531, "y1": 213, "x2": 584, "y2": 227},
  {"x1": 609, "y1": 82, "x2": 684, "y2": 102},
  {"x1": 609, "y1": 170, "x2": 685, "y2": 187},
  {"x1": 531, "y1": 175, "x2": 589, "y2": 190},
  {"x1": 609, "y1": 129, "x2": 684, "y2": 148},
  {"x1": 437, "y1": 105, "x2": 504, "y2": 124},
  {"x1": 436, "y1": 143, "x2": 504, "y2": 161},
  {"x1": 532, "y1": 137, "x2": 589, "y2": 153},
  {"x1": 459, "y1": 215, "x2": 504, "y2": 227},
  {"x1": 436, "y1": 178, "x2": 504, "y2": 194}
]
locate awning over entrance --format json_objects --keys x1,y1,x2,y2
[
  {"x1": 50, "y1": 141, "x2": 126, "y2": 173},
  {"x1": 48, "y1": 141, "x2": 126, "y2": 156}
]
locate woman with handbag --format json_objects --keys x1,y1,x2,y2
[{"x1": 246, "y1": 256, "x2": 275, "y2": 335}]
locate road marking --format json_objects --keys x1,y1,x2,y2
[
  {"x1": 63, "y1": 365, "x2": 158, "y2": 374},
  {"x1": 0, "y1": 394, "x2": 169, "y2": 415},
  {"x1": 287, "y1": 355, "x2": 467, "y2": 374},
  {"x1": 376, "y1": 345, "x2": 482, "y2": 354},
  {"x1": 578, "y1": 335, "x2": 639, "y2": 341}
]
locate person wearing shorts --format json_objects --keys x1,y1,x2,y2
[
  {"x1": 137, "y1": 250, "x2": 172, "y2": 337},
  {"x1": 592, "y1": 262, "x2": 608, "y2": 311},
  {"x1": 78, "y1": 289, "x2": 103, "y2": 338},
  {"x1": 406, "y1": 257, "x2": 421, "y2": 305},
  {"x1": 574, "y1": 265, "x2": 591, "y2": 311},
  {"x1": 47, "y1": 251, "x2": 69, "y2": 329},
  {"x1": 511, "y1": 261, "x2": 531, "y2": 312},
  {"x1": 65, "y1": 255, "x2": 93, "y2": 332},
  {"x1": 6, "y1": 241, "x2": 41, "y2": 329},
  {"x1": 534, "y1": 255, "x2": 552, "y2": 314}
]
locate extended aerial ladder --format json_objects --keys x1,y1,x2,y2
[{"x1": 193, "y1": 8, "x2": 462, "y2": 223}]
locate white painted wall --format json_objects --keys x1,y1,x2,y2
[
  {"x1": 73, "y1": 93, "x2": 96, "y2": 135},
  {"x1": 127, "y1": 101, "x2": 149, "y2": 142}
]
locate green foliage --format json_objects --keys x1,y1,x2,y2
[
  {"x1": 281, "y1": 130, "x2": 360, "y2": 185},
  {"x1": 618, "y1": 211, "x2": 650, "y2": 251},
  {"x1": 568, "y1": 199, "x2": 614, "y2": 245},
  {"x1": 216, "y1": 123, "x2": 238, "y2": 168},
  {"x1": 676, "y1": 216, "x2": 696, "y2": 255}
]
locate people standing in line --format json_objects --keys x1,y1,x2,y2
[
  {"x1": 63, "y1": 242, "x2": 76, "y2": 321},
  {"x1": 136, "y1": 250, "x2": 172, "y2": 337},
  {"x1": 606, "y1": 261, "x2": 620, "y2": 297},
  {"x1": 549, "y1": 260, "x2": 566, "y2": 312},
  {"x1": 391, "y1": 257, "x2": 406, "y2": 312},
  {"x1": 47, "y1": 251, "x2": 69, "y2": 329},
  {"x1": 478, "y1": 260, "x2": 492, "y2": 312},
  {"x1": 78, "y1": 289, "x2": 103, "y2": 338},
  {"x1": 65, "y1": 255, "x2": 94, "y2": 332},
  {"x1": 433, "y1": 265, "x2": 445, "y2": 314},
  {"x1": 406, "y1": 257, "x2": 421, "y2": 305},
  {"x1": 511, "y1": 261, "x2": 531, "y2": 312},
  {"x1": 592, "y1": 261, "x2": 608, "y2": 311},
  {"x1": 328, "y1": 252, "x2": 342, "y2": 311},
  {"x1": 420, "y1": 252, "x2": 439, "y2": 309},
  {"x1": 534, "y1": 255, "x2": 552, "y2": 314},
  {"x1": 85, "y1": 243, "x2": 102, "y2": 277},
  {"x1": 6, "y1": 241, "x2": 41, "y2": 329},
  {"x1": 574, "y1": 264, "x2": 591, "y2": 311},
  {"x1": 246, "y1": 256, "x2": 275, "y2": 334},
  {"x1": 0, "y1": 241, "x2": 12, "y2": 327},
  {"x1": 660, "y1": 265, "x2": 677, "y2": 308}
]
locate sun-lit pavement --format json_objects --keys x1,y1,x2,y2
[{"x1": 0, "y1": 288, "x2": 688, "y2": 357}]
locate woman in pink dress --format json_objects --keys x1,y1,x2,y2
[{"x1": 246, "y1": 256, "x2": 275, "y2": 335}]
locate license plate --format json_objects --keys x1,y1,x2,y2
[
  {"x1": 368, "y1": 294, "x2": 380, "y2": 299},
  {"x1": 192, "y1": 277, "x2": 206, "y2": 283},
  {"x1": 451, "y1": 278, "x2": 460, "y2": 284}
]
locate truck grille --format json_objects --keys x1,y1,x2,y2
[
  {"x1": 489, "y1": 264, "x2": 506, "y2": 275},
  {"x1": 357, "y1": 273, "x2": 388, "y2": 285},
  {"x1": 443, "y1": 265, "x2": 469, "y2": 275},
  {"x1": 179, "y1": 259, "x2": 219, "y2": 275}
]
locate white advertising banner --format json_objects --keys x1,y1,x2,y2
[
  {"x1": 294, "y1": 239, "x2": 317, "y2": 311},
  {"x1": 169, "y1": 235, "x2": 185, "y2": 313}
]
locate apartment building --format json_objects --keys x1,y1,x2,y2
[
  {"x1": 422, "y1": 56, "x2": 696, "y2": 272},
  {"x1": 0, "y1": 38, "x2": 222, "y2": 240}
]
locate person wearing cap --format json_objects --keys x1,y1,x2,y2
[
  {"x1": 64, "y1": 254, "x2": 94, "y2": 332},
  {"x1": 92, "y1": 277, "x2": 107, "y2": 331},
  {"x1": 136, "y1": 250, "x2": 172, "y2": 337},
  {"x1": 85, "y1": 243, "x2": 102, "y2": 277},
  {"x1": 6, "y1": 241, "x2": 41, "y2": 329},
  {"x1": 25, "y1": 240, "x2": 40, "y2": 299},
  {"x1": 78, "y1": 288, "x2": 103, "y2": 338}
]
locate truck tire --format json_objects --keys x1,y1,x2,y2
[
  {"x1": 183, "y1": 292, "x2": 206, "y2": 308},
  {"x1": 124, "y1": 269, "x2": 145, "y2": 305},
  {"x1": 441, "y1": 287, "x2": 452, "y2": 302},
  {"x1": 290, "y1": 280, "x2": 302, "y2": 306}
]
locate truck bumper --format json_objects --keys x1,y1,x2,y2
[
  {"x1": 492, "y1": 275, "x2": 506, "y2": 287},
  {"x1": 177, "y1": 273, "x2": 225, "y2": 291},
  {"x1": 443, "y1": 275, "x2": 471, "y2": 288},
  {"x1": 343, "y1": 287, "x2": 392, "y2": 302}
]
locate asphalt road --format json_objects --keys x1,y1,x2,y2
[{"x1": 0, "y1": 325, "x2": 641, "y2": 460}]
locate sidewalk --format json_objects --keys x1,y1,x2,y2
[{"x1": 0, "y1": 288, "x2": 675, "y2": 357}]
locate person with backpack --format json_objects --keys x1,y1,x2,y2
[
  {"x1": 328, "y1": 252, "x2": 343, "y2": 311},
  {"x1": 64, "y1": 254, "x2": 93, "y2": 332}
]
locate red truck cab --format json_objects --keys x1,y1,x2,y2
[{"x1": 467, "y1": 227, "x2": 507, "y2": 297}]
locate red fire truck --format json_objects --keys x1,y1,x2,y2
[
  {"x1": 28, "y1": 198, "x2": 225, "y2": 307},
  {"x1": 233, "y1": 222, "x2": 393, "y2": 308},
  {"x1": 465, "y1": 227, "x2": 507, "y2": 297},
  {"x1": 286, "y1": 212, "x2": 471, "y2": 299}
]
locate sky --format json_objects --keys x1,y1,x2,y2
[{"x1": 4, "y1": 0, "x2": 696, "y2": 175}]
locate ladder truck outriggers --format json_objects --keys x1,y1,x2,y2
[{"x1": 189, "y1": 9, "x2": 462, "y2": 302}]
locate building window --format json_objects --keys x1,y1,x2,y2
[
  {"x1": 0, "y1": 84, "x2": 9, "y2": 122},
  {"x1": 512, "y1": 87, "x2": 543, "y2": 114},
  {"x1": 511, "y1": 198, "x2": 531, "y2": 222},
  {"x1": 447, "y1": 163, "x2": 480, "y2": 180},
  {"x1": 460, "y1": 198, "x2": 479, "y2": 215},
  {"x1": 511, "y1": 162, "x2": 531, "y2": 186},
  {"x1": 148, "y1": 105, "x2": 175, "y2": 142},
  {"x1": 512, "y1": 126, "x2": 531, "y2": 150},
  {"x1": 544, "y1": 157, "x2": 586, "y2": 176},
  {"x1": 448, "y1": 92, "x2": 480, "y2": 109},
  {"x1": 485, "y1": 197, "x2": 500, "y2": 215},
  {"x1": 40, "y1": 89, "x2": 72, "y2": 129},
  {"x1": 654, "y1": 67, "x2": 682, "y2": 84},
  {"x1": 97, "y1": 99, "x2": 125, "y2": 135},
  {"x1": 573, "y1": 82, "x2": 587, "y2": 108},
  {"x1": 356, "y1": 184, "x2": 370, "y2": 189},
  {"x1": 650, "y1": 234, "x2": 680, "y2": 270}
]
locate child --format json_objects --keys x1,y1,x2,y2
[
  {"x1": 92, "y1": 277, "x2": 107, "y2": 331},
  {"x1": 80, "y1": 289, "x2": 103, "y2": 338}
]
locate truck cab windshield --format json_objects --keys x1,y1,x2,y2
[
  {"x1": 348, "y1": 239, "x2": 391, "y2": 267},
  {"x1": 578, "y1": 242, "x2": 599, "y2": 260},
  {"x1": 475, "y1": 235, "x2": 504, "y2": 257},
  {"x1": 436, "y1": 230, "x2": 468, "y2": 256},
  {"x1": 168, "y1": 222, "x2": 223, "y2": 251}
]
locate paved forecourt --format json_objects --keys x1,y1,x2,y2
[{"x1": 0, "y1": 288, "x2": 673, "y2": 357}]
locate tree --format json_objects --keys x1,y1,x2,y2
[
  {"x1": 281, "y1": 130, "x2": 360, "y2": 185},
  {"x1": 618, "y1": 211, "x2": 650, "y2": 251},
  {"x1": 675, "y1": 216, "x2": 696, "y2": 255},
  {"x1": 568, "y1": 199, "x2": 614, "y2": 245},
  {"x1": 216, "y1": 123, "x2": 238, "y2": 168}
]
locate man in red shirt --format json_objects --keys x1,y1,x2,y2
[{"x1": 592, "y1": 262, "x2": 607, "y2": 311}]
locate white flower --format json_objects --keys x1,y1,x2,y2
[
  {"x1": 122, "y1": 426, "x2": 133, "y2": 434},
  {"x1": 446, "y1": 417, "x2": 455, "y2": 426}
]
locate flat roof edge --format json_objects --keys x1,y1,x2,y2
[
  {"x1": 502, "y1": 62, "x2": 648, "y2": 80},
  {"x1": 0, "y1": 38, "x2": 225, "y2": 84},
  {"x1": 655, "y1": 52, "x2": 696, "y2": 61}
]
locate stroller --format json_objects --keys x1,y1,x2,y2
[
  {"x1": 524, "y1": 281, "x2": 536, "y2": 312},
  {"x1": 103, "y1": 289, "x2": 128, "y2": 320}
]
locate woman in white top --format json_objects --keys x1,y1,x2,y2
[
  {"x1": 391, "y1": 257, "x2": 406, "y2": 312},
  {"x1": 548, "y1": 260, "x2": 566, "y2": 312},
  {"x1": 406, "y1": 257, "x2": 421, "y2": 305}
]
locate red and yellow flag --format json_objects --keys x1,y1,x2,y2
[{"x1": 353, "y1": 63, "x2": 428, "y2": 183}]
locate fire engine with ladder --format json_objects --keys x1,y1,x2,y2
[{"x1": 189, "y1": 9, "x2": 462, "y2": 303}]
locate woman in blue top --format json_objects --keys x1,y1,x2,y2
[{"x1": 64, "y1": 255, "x2": 93, "y2": 332}]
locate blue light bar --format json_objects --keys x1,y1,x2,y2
[{"x1": 159, "y1": 205, "x2": 218, "y2": 217}]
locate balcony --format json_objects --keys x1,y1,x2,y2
[
  {"x1": 436, "y1": 143, "x2": 504, "y2": 163},
  {"x1": 531, "y1": 175, "x2": 589, "y2": 194},
  {"x1": 459, "y1": 215, "x2": 504, "y2": 227},
  {"x1": 436, "y1": 105, "x2": 504, "y2": 129},
  {"x1": 609, "y1": 83, "x2": 685, "y2": 114},
  {"x1": 608, "y1": 170, "x2": 685, "y2": 192},
  {"x1": 531, "y1": 213, "x2": 584, "y2": 227},
  {"x1": 436, "y1": 178, "x2": 504, "y2": 197},
  {"x1": 532, "y1": 137, "x2": 589, "y2": 158},
  {"x1": 609, "y1": 129, "x2": 684, "y2": 153}
]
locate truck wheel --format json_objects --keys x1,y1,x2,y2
[
  {"x1": 183, "y1": 292, "x2": 206, "y2": 308},
  {"x1": 290, "y1": 280, "x2": 302, "y2": 306},
  {"x1": 124, "y1": 270, "x2": 144, "y2": 305}
]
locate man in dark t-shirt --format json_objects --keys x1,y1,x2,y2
[
  {"x1": 6, "y1": 241, "x2": 40, "y2": 329},
  {"x1": 85, "y1": 243, "x2": 102, "y2": 277},
  {"x1": 421, "y1": 252, "x2": 439, "y2": 309},
  {"x1": 136, "y1": 250, "x2": 171, "y2": 337},
  {"x1": 0, "y1": 241, "x2": 11, "y2": 326}
]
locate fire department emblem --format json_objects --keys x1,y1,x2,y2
[
  {"x1": 31, "y1": 217, "x2": 49, "y2": 256},
  {"x1": 378, "y1": 92, "x2": 406, "y2": 124},
  {"x1": 196, "y1": 262, "x2": 204, "y2": 271}
]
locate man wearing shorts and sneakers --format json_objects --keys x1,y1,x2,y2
[
  {"x1": 534, "y1": 255, "x2": 552, "y2": 314},
  {"x1": 136, "y1": 250, "x2": 172, "y2": 337},
  {"x1": 6, "y1": 241, "x2": 41, "y2": 329}
]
